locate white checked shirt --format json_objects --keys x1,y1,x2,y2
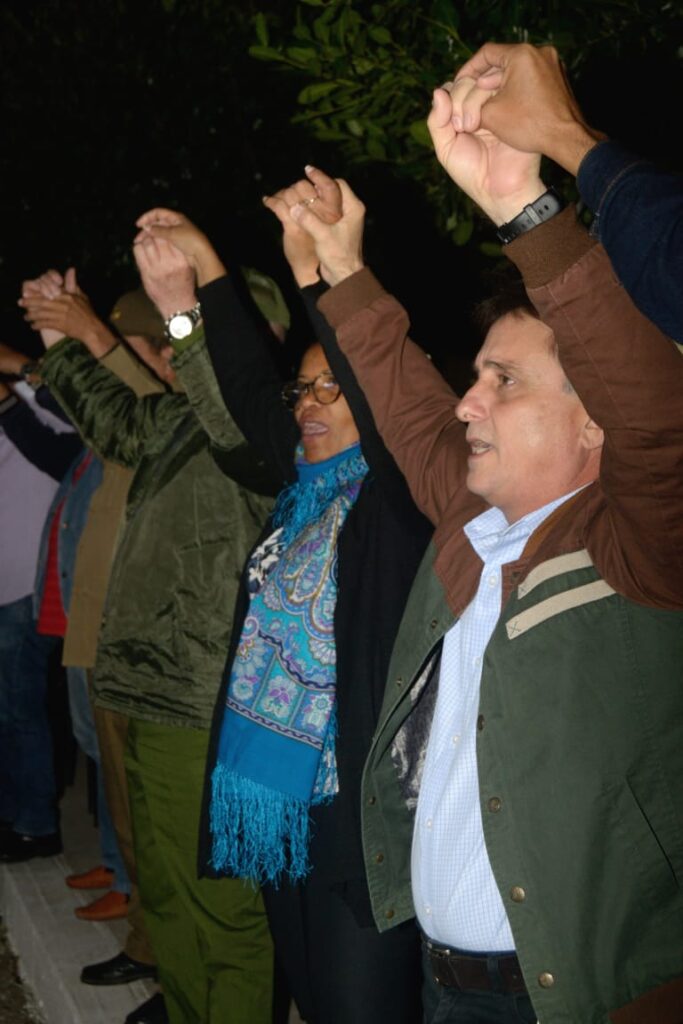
[{"x1": 412, "y1": 491, "x2": 578, "y2": 951}]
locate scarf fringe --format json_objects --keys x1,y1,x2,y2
[
  {"x1": 272, "y1": 444, "x2": 368, "y2": 546},
  {"x1": 210, "y1": 765, "x2": 311, "y2": 885}
]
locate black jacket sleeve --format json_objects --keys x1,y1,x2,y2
[{"x1": 198, "y1": 273, "x2": 298, "y2": 484}]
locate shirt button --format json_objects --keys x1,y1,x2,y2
[
  {"x1": 487, "y1": 574, "x2": 497, "y2": 587},
  {"x1": 510, "y1": 886, "x2": 526, "y2": 903},
  {"x1": 452, "y1": 735, "x2": 460, "y2": 746},
  {"x1": 538, "y1": 972, "x2": 555, "y2": 989},
  {"x1": 430, "y1": 618, "x2": 438, "y2": 630},
  {"x1": 396, "y1": 676, "x2": 403, "y2": 688},
  {"x1": 424, "y1": 905, "x2": 431, "y2": 915},
  {"x1": 385, "y1": 908, "x2": 395, "y2": 920},
  {"x1": 367, "y1": 795, "x2": 376, "y2": 806},
  {"x1": 477, "y1": 714, "x2": 485, "y2": 732},
  {"x1": 375, "y1": 852, "x2": 384, "y2": 864},
  {"x1": 425, "y1": 819, "x2": 432, "y2": 829},
  {"x1": 487, "y1": 797, "x2": 502, "y2": 813},
  {"x1": 473, "y1": 656, "x2": 481, "y2": 667}
]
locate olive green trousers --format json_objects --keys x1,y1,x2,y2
[{"x1": 125, "y1": 718, "x2": 273, "y2": 1024}]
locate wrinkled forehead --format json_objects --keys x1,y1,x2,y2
[{"x1": 475, "y1": 311, "x2": 558, "y2": 374}]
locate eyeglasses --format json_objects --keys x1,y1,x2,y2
[{"x1": 281, "y1": 371, "x2": 341, "y2": 410}]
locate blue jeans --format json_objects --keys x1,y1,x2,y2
[
  {"x1": 0, "y1": 595, "x2": 59, "y2": 836},
  {"x1": 66, "y1": 666, "x2": 130, "y2": 894}
]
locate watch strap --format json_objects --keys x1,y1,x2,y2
[{"x1": 496, "y1": 188, "x2": 566, "y2": 245}]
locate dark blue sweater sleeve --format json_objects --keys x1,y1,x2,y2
[
  {"x1": 577, "y1": 141, "x2": 683, "y2": 343},
  {"x1": 0, "y1": 394, "x2": 84, "y2": 480}
]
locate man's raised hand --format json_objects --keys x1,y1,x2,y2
[
  {"x1": 428, "y1": 80, "x2": 544, "y2": 226},
  {"x1": 133, "y1": 234, "x2": 197, "y2": 320},
  {"x1": 453, "y1": 43, "x2": 603, "y2": 175},
  {"x1": 135, "y1": 209, "x2": 225, "y2": 287}
]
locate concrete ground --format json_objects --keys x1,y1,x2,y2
[
  {"x1": 0, "y1": 755, "x2": 301, "y2": 1024},
  {"x1": 0, "y1": 755, "x2": 156, "y2": 1023}
]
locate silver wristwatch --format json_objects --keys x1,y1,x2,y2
[{"x1": 164, "y1": 302, "x2": 202, "y2": 341}]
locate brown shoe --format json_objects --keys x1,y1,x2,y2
[
  {"x1": 75, "y1": 890, "x2": 129, "y2": 921},
  {"x1": 66, "y1": 864, "x2": 114, "y2": 890}
]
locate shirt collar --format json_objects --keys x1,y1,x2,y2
[{"x1": 464, "y1": 488, "x2": 585, "y2": 563}]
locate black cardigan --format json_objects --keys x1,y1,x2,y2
[{"x1": 197, "y1": 273, "x2": 431, "y2": 920}]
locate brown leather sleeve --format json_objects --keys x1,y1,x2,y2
[
  {"x1": 511, "y1": 216, "x2": 683, "y2": 608},
  {"x1": 318, "y1": 270, "x2": 482, "y2": 527}
]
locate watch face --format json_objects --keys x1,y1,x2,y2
[{"x1": 168, "y1": 313, "x2": 193, "y2": 340}]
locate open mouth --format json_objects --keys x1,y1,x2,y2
[
  {"x1": 468, "y1": 438, "x2": 493, "y2": 457},
  {"x1": 300, "y1": 419, "x2": 328, "y2": 437}
]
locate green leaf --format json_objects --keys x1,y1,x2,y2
[
  {"x1": 293, "y1": 23, "x2": 313, "y2": 41},
  {"x1": 346, "y1": 118, "x2": 364, "y2": 137},
  {"x1": 253, "y1": 12, "x2": 268, "y2": 48},
  {"x1": 298, "y1": 0, "x2": 327, "y2": 6},
  {"x1": 298, "y1": 81, "x2": 339, "y2": 103},
  {"x1": 313, "y1": 15, "x2": 331, "y2": 44},
  {"x1": 248, "y1": 44, "x2": 288, "y2": 63},
  {"x1": 286, "y1": 46, "x2": 318, "y2": 64},
  {"x1": 352, "y1": 57, "x2": 374, "y2": 74},
  {"x1": 408, "y1": 119, "x2": 432, "y2": 147},
  {"x1": 479, "y1": 241, "x2": 503, "y2": 258},
  {"x1": 368, "y1": 26, "x2": 392, "y2": 45},
  {"x1": 453, "y1": 219, "x2": 473, "y2": 245}
]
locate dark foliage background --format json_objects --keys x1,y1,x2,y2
[{"x1": 2, "y1": 0, "x2": 681, "y2": 376}]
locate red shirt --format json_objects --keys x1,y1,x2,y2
[{"x1": 37, "y1": 452, "x2": 93, "y2": 637}]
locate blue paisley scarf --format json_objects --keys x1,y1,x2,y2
[{"x1": 210, "y1": 442, "x2": 368, "y2": 884}]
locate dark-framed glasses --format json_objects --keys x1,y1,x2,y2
[{"x1": 281, "y1": 371, "x2": 341, "y2": 410}]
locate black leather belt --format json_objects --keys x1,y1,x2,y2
[{"x1": 425, "y1": 939, "x2": 527, "y2": 994}]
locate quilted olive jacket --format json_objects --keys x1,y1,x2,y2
[{"x1": 41, "y1": 334, "x2": 276, "y2": 728}]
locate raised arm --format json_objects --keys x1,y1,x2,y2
[
  {"x1": 506, "y1": 211, "x2": 683, "y2": 605},
  {"x1": 575, "y1": 143, "x2": 683, "y2": 343},
  {"x1": 265, "y1": 170, "x2": 432, "y2": 521},
  {"x1": 0, "y1": 389, "x2": 83, "y2": 480},
  {"x1": 439, "y1": 70, "x2": 683, "y2": 603},
  {"x1": 20, "y1": 268, "x2": 188, "y2": 466},
  {"x1": 38, "y1": 338, "x2": 189, "y2": 467},
  {"x1": 451, "y1": 42, "x2": 683, "y2": 342},
  {"x1": 198, "y1": 271, "x2": 297, "y2": 482},
  {"x1": 133, "y1": 233, "x2": 246, "y2": 452},
  {"x1": 287, "y1": 174, "x2": 480, "y2": 527},
  {"x1": 134, "y1": 208, "x2": 298, "y2": 482}
]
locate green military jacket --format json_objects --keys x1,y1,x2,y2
[
  {"x1": 41, "y1": 332, "x2": 275, "y2": 729},
  {"x1": 318, "y1": 211, "x2": 683, "y2": 1023},
  {"x1": 362, "y1": 539, "x2": 683, "y2": 1024}
]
